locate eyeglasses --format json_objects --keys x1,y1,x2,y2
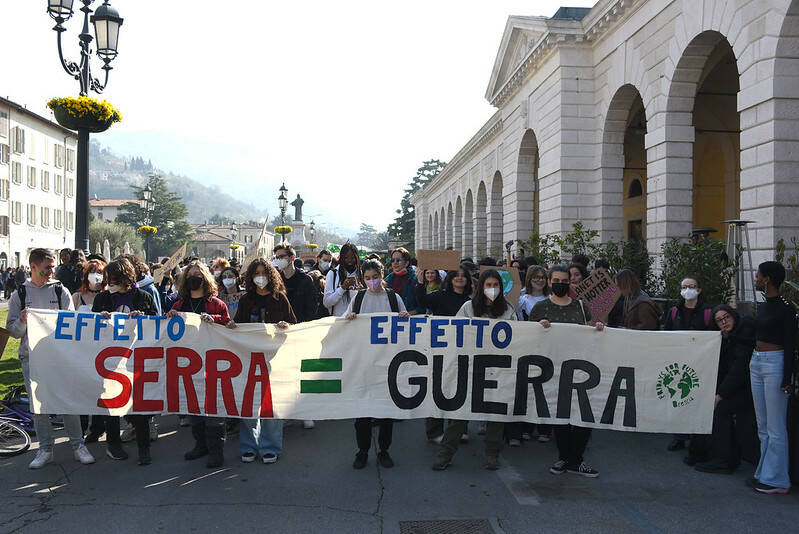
[
  {"x1": 390, "y1": 258, "x2": 404, "y2": 263},
  {"x1": 715, "y1": 314, "x2": 732, "y2": 324},
  {"x1": 275, "y1": 254, "x2": 289, "y2": 260}
]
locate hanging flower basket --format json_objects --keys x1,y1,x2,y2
[
  {"x1": 229, "y1": 244, "x2": 241, "y2": 250},
  {"x1": 137, "y1": 225, "x2": 157, "y2": 235},
  {"x1": 307, "y1": 243, "x2": 319, "y2": 249},
  {"x1": 274, "y1": 225, "x2": 293, "y2": 235},
  {"x1": 47, "y1": 96, "x2": 123, "y2": 133}
]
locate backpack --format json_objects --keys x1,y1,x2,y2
[
  {"x1": 352, "y1": 289, "x2": 400, "y2": 314},
  {"x1": 670, "y1": 306, "x2": 711, "y2": 328},
  {"x1": 17, "y1": 283, "x2": 64, "y2": 311}
]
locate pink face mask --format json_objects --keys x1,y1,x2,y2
[{"x1": 366, "y1": 278, "x2": 382, "y2": 291}]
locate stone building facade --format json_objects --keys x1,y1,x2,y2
[{"x1": 411, "y1": 0, "x2": 799, "y2": 268}]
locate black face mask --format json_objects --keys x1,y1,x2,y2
[
  {"x1": 551, "y1": 282, "x2": 569, "y2": 297},
  {"x1": 188, "y1": 276, "x2": 203, "y2": 291}
]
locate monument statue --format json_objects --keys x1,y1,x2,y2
[{"x1": 290, "y1": 194, "x2": 304, "y2": 222}]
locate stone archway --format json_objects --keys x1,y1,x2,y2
[
  {"x1": 475, "y1": 182, "x2": 488, "y2": 257},
  {"x1": 433, "y1": 211, "x2": 439, "y2": 249},
  {"x1": 516, "y1": 129, "x2": 540, "y2": 239},
  {"x1": 601, "y1": 84, "x2": 647, "y2": 242},
  {"x1": 464, "y1": 190, "x2": 474, "y2": 258},
  {"x1": 454, "y1": 197, "x2": 463, "y2": 253},
  {"x1": 656, "y1": 31, "x2": 740, "y2": 245},
  {"x1": 489, "y1": 172, "x2": 503, "y2": 255},
  {"x1": 427, "y1": 214, "x2": 433, "y2": 250},
  {"x1": 446, "y1": 202, "x2": 454, "y2": 249}
]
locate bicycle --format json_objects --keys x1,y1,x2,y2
[{"x1": 0, "y1": 386, "x2": 34, "y2": 457}]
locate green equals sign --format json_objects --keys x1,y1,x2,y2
[{"x1": 300, "y1": 358, "x2": 342, "y2": 393}]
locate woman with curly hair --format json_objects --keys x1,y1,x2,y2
[{"x1": 228, "y1": 258, "x2": 296, "y2": 465}]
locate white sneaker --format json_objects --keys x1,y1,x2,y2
[
  {"x1": 29, "y1": 449, "x2": 54, "y2": 469},
  {"x1": 429, "y1": 434, "x2": 444, "y2": 445},
  {"x1": 262, "y1": 453, "x2": 278, "y2": 464},
  {"x1": 460, "y1": 433, "x2": 469, "y2": 443},
  {"x1": 241, "y1": 452, "x2": 256, "y2": 463},
  {"x1": 509, "y1": 439, "x2": 522, "y2": 447},
  {"x1": 73, "y1": 444, "x2": 95, "y2": 465},
  {"x1": 303, "y1": 420, "x2": 315, "y2": 429},
  {"x1": 149, "y1": 419, "x2": 159, "y2": 442},
  {"x1": 120, "y1": 423, "x2": 136, "y2": 442}
]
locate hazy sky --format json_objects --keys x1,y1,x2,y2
[{"x1": 2, "y1": 1, "x2": 595, "y2": 235}]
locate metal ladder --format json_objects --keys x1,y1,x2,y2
[{"x1": 723, "y1": 219, "x2": 756, "y2": 305}]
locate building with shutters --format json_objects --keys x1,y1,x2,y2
[
  {"x1": 0, "y1": 97, "x2": 77, "y2": 268},
  {"x1": 411, "y1": 0, "x2": 799, "y2": 269}
]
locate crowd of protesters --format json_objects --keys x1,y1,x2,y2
[{"x1": 4, "y1": 242, "x2": 796, "y2": 495}]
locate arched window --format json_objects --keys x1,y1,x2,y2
[{"x1": 628, "y1": 179, "x2": 643, "y2": 198}]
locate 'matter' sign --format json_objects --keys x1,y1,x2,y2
[{"x1": 27, "y1": 310, "x2": 720, "y2": 433}]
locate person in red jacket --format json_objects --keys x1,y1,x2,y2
[{"x1": 166, "y1": 260, "x2": 231, "y2": 467}]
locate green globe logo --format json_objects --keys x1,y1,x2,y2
[
  {"x1": 499, "y1": 270, "x2": 514, "y2": 295},
  {"x1": 656, "y1": 363, "x2": 699, "y2": 408}
]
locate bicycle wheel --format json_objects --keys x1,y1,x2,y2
[{"x1": 0, "y1": 420, "x2": 32, "y2": 457}]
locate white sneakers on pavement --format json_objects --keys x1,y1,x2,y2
[
  {"x1": 28, "y1": 449, "x2": 54, "y2": 469},
  {"x1": 73, "y1": 444, "x2": 96, "y2": 465},
  {"x1": 303, "y1": 420, "x2": 315, "y2": 429}
]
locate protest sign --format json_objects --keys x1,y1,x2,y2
[
  {"x1": 27, "y1": 310, "x2": 720, "y2": 433},
  {"x1": 218, "y1": 290, "x2": 246, "y2": 319},
  {"x1": 152, "y1": 244, "x2": 186, "y2": 284},
  {"x1": 416, "y1": 250, "x2": 461, "y2": 272},
  {"x1": 574, "y1": 270, "x2": 622, "y2": 323},
  {"x1": 480, "y1": 266, "x2": 522, "y2": 309}
]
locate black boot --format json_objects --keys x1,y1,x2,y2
[
  {"x1": 138, "y1": 446, "x2": 152, "y2": 466},
  {"x1": 185, "y1": 422, "x2": 209, "y2": 460}
]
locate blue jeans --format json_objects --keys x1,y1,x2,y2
[
  {"x1": 21, "y1": 358, "x2": 83, "y2": 450},
  {"x1": 239, "y1": 418, "x2": 283, "y2": 457},
  {"x1": 750, "y1": 350, "x2": 791, "y2": 488}
]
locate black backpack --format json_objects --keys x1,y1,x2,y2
[
  {"x1": 17, "y1": 283, "x2": 64, "y2": 311},
  {"x1": 352, "y1": 289, "x2": 400, "y2": 314}
]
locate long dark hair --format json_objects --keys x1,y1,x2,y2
[
  {"x1": 336, "y1": 242, "x2": 361, "y2": 287},
  {"x1": 442, "y1": 268, "x2": 473, "y2": 296},
  {"x1": 472, "y1": 269, "x2": 508, "y2": 318},
  {"x1": 711, "y1": 304, "x2": 739, "y2": 332}
]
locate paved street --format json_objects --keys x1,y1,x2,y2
[{"x1": 1, "y1": 417, "x2": 796, "y2": 533}]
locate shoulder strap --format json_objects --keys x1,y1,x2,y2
[
  {"x1": 704, "y1": 308, "x2": 712, "y2": 327},
  {"x1": 17, "y1": 284, "x2": 26, "y2": 311},
  {"x1": 54, "y1": 284, "x2": 63, "y2": 310},
  {"x1": 579, "y1": 299, "x2": 587, "y2": 325},
  {"x1": 386, "y1": 289, "x2": 399, "y2": 313},
  {"x1": 670, "y1": 306, "x2": 678, "y2": 322},
  {"x1": 353, "y1": 290, "x2": 366, "y2": 314}
]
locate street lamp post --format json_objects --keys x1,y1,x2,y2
[
  {"x1": 278, "y1": 183, "x2": 288, "y2": 242},
  {"x1": 47, "y1": 0, "x2": 124, "y2": 253},
  {"x1": 309, "y1": 220, "x2": 315, "y2": 243},
  {"x1": 140, "y1": 183, "x2": 155, "y2": 260}
]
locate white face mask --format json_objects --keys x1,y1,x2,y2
[
  {"x1": 681, "y1": 288, "x2": 699, "y2": 301},
  {"x1": 88, "y1": 273, "x2": 103, "y2": 286},
  {"x1": 484, "y1": 287, "x2": 500, "y2": 301},
  {"x1": 222, "y1": 278, "x2": 236, "y2": 289},
  {"x1": 213, "y1": 269, "x2": 222, "y2": 277},
  {"x1": 253, "y1": 276, "x2": 268, "y2": 288},
  {"x1": 273, "y1": 259, "x2": 289, "y2": 271},
  {"x1": 108, "y1": 284, "x2": 121, "y2": 294},
  {"x1": 320, "y1": 261, "x2": 331, "y2": 271}
]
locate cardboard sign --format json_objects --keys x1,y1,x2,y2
[
  {"x1": 479, "y1": 265, "x2": 522, "y2": 309},
  {"x1": 574, "y1": 270, "x2": 622, "y2": 323},
  {"x1": 417, "y1": 250, "x2": 461, "y2": 273},
  {"x1": 152, "y1": 244, "x2": 186, "y2": 284}
]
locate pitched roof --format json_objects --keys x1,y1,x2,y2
[{"x1": 90, "y1": 199, "x2": 137, "y2": 207}]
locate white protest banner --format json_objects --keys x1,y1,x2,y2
[{"x1": 27, "y1": 310, "x2": 720, "y2": 433}]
